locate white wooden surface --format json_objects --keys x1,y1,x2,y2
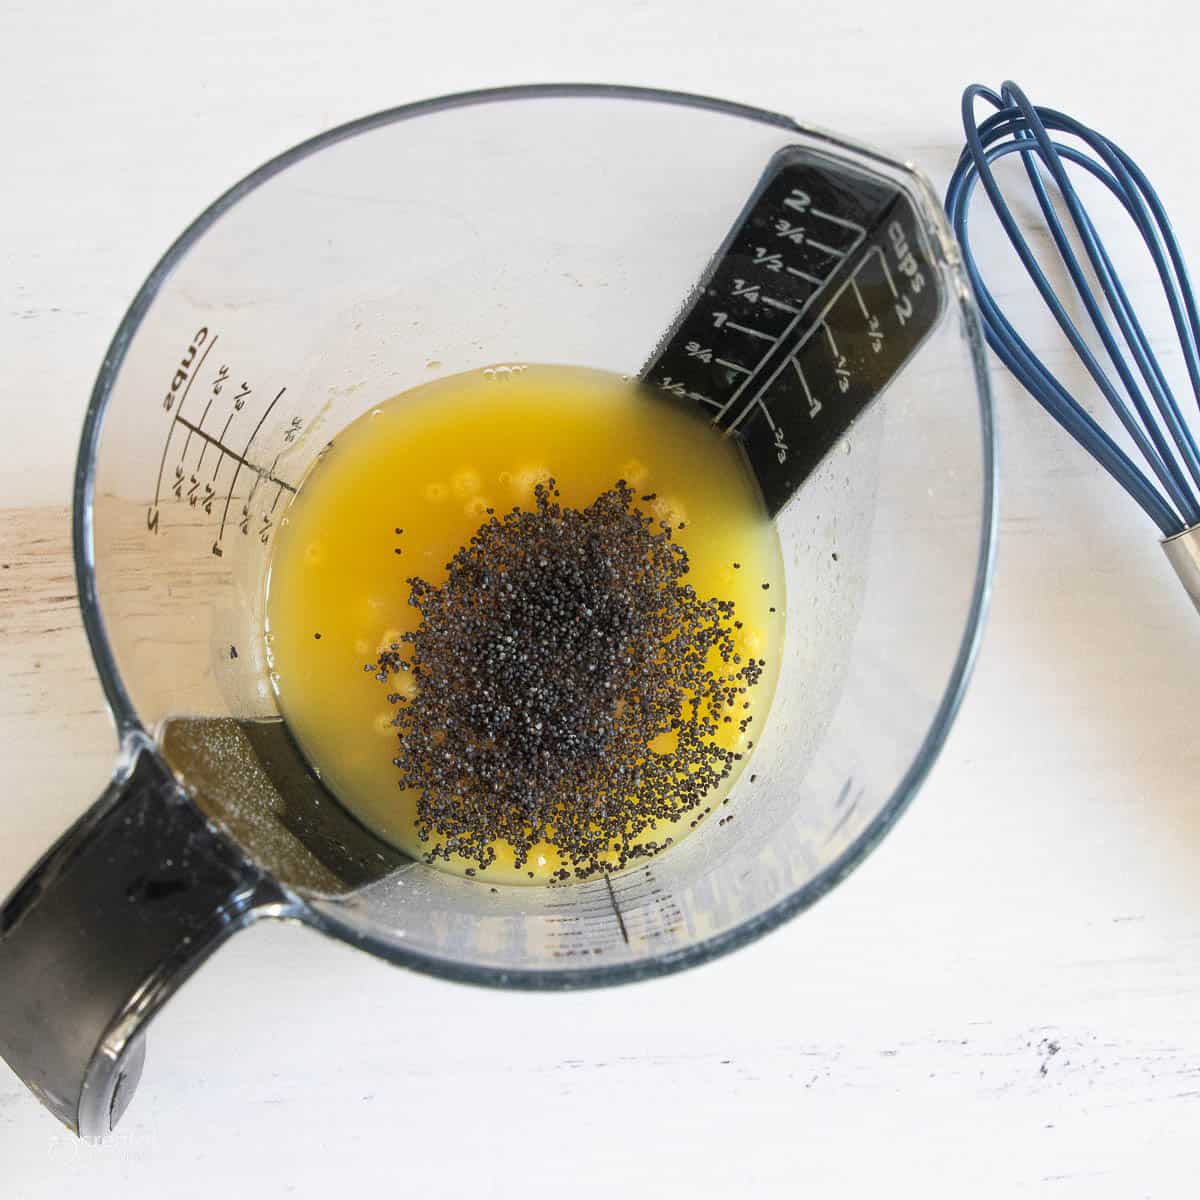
[{"x1": 3, "y1": 0, "x2": 1199, "y2": 1194}]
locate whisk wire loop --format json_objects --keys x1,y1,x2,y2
[{"x1": 946, "y1": 81, "x2": 1200, "y2": 539}]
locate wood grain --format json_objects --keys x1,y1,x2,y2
[{"x1": 0, "y1": 507, "x2": 116, "y2": 898}]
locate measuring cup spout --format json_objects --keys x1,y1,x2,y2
[{"x1": 0, "y1": 735, "x2": 293, "y2": 1136}]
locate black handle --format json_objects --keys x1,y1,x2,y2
[{"x1": 0, "y1": 737, "x2": 288, "y2": 1136}]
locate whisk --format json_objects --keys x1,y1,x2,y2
[{"x1": 945, "y1": 80, "x2": 1200, "y2": 612}]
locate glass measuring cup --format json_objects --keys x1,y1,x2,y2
[{"x1": 0, "y1": 85, "x2": 995, "y2": 1136}]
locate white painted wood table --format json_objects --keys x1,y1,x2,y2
[{"x1": 2, "y1": 1, "x2": 1198, "y2": 1194}]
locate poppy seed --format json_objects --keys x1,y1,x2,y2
[{"x1": 372, "y1": 479, "x2": 764, "y2": 879}]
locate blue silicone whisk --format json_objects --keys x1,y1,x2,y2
[{"x1": 945, "y1": 80, "x2": 1200, "y2": 612}]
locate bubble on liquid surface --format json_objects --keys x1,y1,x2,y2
[
  {"x1": 513, "y1": 465, "x2": 553, "y2": 493},
  {"x1": 650, "y1": 496, "x2": 687, "y2": 527},
  {"x1": 424, "y1": 482, "x2": 448, "y2": 502},
  {"x1": 483, "y1": 364, "x2": 527, "y2": 384},
  {"x1": 620, "y1": 458, "x2": 649, "y2": 486},
  {"x1": 451, "y1": 468, "x2": 482, "y2": 498}
]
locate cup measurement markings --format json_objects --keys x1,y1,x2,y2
[{"x1": 147, "y1": 327, "x2": 300, "y2": 553}]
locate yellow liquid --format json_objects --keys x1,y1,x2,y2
[{"x1": 266, "y1": 365, "x2": 784, "y2": 885}]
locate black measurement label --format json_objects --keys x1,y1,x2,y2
[
  {"x1": 147, "y1": 327, "x2": 301, "y2": 555},
  {"x1": 642, "y1": 147, "x2": 943, "y2": 515}
]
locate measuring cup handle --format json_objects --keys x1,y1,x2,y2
[{"x1": 0, "y1": 735, "x2": 289, "y2": 1136}]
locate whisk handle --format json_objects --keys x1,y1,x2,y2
[{"x1": 1162, "y1": 527, "x2": 1200, "y2": 615}]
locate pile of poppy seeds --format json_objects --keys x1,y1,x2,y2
[{"x1": 372, "y1": 479, "x2": 763, "y2": 880}]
